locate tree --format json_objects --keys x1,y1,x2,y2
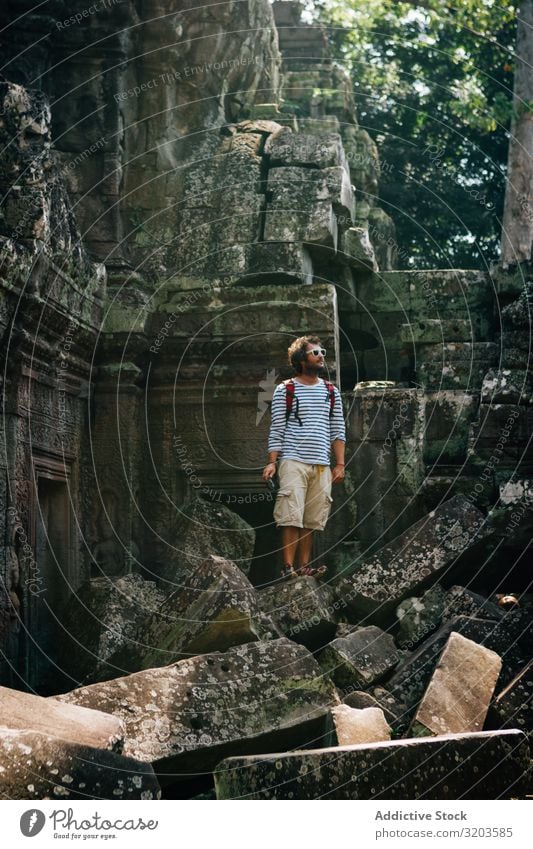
[
  {"x1": 310, "y1": 0, "x2": 516, "y2": 268},
  {"x1": 501, "y1": 0, "x2": 533, "y2": 267}
]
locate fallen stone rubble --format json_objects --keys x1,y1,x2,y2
[
  {"x1": 214, "y1": 730, "x2": 530, "y2": 800},
  {"x1": 1, "y1": 500, "x2": 531, "y2": 800}
]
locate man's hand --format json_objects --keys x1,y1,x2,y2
[
  {"x1": 262, "y1": 462, "x2": 277, "y2": 481},
  {"x1": 331, "y1": 464, "x2": 345, "y2": 484}
]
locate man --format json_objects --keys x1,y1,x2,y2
[{"x1": 262, "y1": 335, "x2": 346, "y2": 579}]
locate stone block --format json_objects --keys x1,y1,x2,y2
[
  {"x1": 265, "y1": 129, "x2": 347, "y2": 170},
  {"x1": 343, "y1": 688, "x2": 408, "y2": 732},
  {"x1": 57, "y1": 574, "x2": 166, "y2": 684},
  {"x1": 442, "y1": 585, "x2": 505, "y2": 623},
  {"x1": 319, "y1": 626, "x2": 401, "y2": 690},
  {"x1": 0, "y1": 685, "x2": 124, "y2": 751},
  {"x1": 256, "y1": 575, "x2": 337, "y2": 650},
  {"x1": 342, "y1": 126, "x2": 379, "y2": 195},
  {"x1": 340, "y1": 227, "x2": 377, "y2": 270},
  {"x1": 263, "y1": 200, "x2": 337, "y2": 247},
  {"x1": 348, "y1": 387, "x2": 423, "y2": 442},
  {"x1": 487, "y1": 660, "x2": 533, "y2": 734},
  {"x1": 0, "y1": 729, "x2": 160, "y2": 800},
  {"x1": 395, "y1": 269, "x2": 495, "y2": 316},
  {"x1": 179, "y1": 197, "x2": 263, "y2": 245},
  {"x1": 214, "y1": 730, "x2": 529, "y2": 799},
  {"x1": 264, "y1": 166, "x2": 352, "y2": 247},
  {"x1": 245, "y1": 242, "x2": 313, "y2": 285},
  {"x1": 57, "y1": 638, "x2": 339, "y2": 778},
  {"x1": 396, "y1": 585, "x2": 446, "y2": 649},
  {"x1": 423, "y1": 390, "x2": 479, "y2": 464},
  {"x1": 160, "y1": 498, "x2": 256, "y2": 583},
  {"x1": 411, "y1": 633, "x2": 502, "y2": 736},
  {"x1": 367, "y1": 207, "x2": 398, "y2": 270},
  {"x1": 387, "y1": 617, "x2": 519, "y2": 711},
  {"x1": 331, "y1": 704, "x2": 391, "y2": 746},
  {"x1": 105, "y1": 555, "x2": 278, "y2": 676},
  {"x1": 334, "y1": 496, "x2": 486, "y2": 622},
  {"x1": 473, "y1": 404, "x2": 532, "y2": 443},
  {"x1": 416, "y1": 343, "x2": 498, "y2": 390}
]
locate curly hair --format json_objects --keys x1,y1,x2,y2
[{"x1": 287, "y1": 335, "x2": 322, "y2": 373}]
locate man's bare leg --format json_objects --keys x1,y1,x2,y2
[
  {"x1": 281, "y1": 526, "x2": 300, "y2": 572},
  {"x1": 296, "y1": 527, "x2": 314, "y2": 571}
]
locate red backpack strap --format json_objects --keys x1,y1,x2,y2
[
  {"x1": 284, "y1": 379, "x2": 303, "y2": 426},
  {"x1": 284, "y1": 379, "x2": 295, "y2": 422},
  {"x1": 324, "y1": 380, "x2": 335, "y2": 417}
]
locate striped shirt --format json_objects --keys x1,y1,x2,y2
[{"x1": 268, "y1": 378, "x2": 346, "y2": 465}]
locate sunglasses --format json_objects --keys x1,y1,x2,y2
[{"x1": 308, "y1": 348, "x2": 326, "y2": 357}]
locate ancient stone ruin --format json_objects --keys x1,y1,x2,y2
[{"x1": 0, "y1": 0, "x2": 531, "y2": 800}]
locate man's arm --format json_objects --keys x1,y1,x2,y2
[
  {"x1": 332, "y1": 439, "x2": 345, "y2": 466},
  {"x1": 331, "y1": 387, "x2": 346, "y2": 484},
  {"x1": 263, "y1": 384, "x2": 285, "y2": 480}
]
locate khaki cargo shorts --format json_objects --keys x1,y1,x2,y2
[{"x1": 273, "y1": 458, "x2": 333, "y2": 531}]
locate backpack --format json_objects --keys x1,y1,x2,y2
[{"x1": 284, "y1": 378, "x2": 336, "y2": 427}]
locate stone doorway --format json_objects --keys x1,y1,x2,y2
[{"x1": 28, "y1": 457, "x2": 73, "y2": 693}]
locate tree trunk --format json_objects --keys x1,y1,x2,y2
[{"x1": 501, "y1": 1, "x2": 533, "y2": 267}]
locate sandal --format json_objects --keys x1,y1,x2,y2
[
  {"x1": 298, "y1": 564, "x2": 327, "y2": 580},
  {"x1": 280, "y1": 564, "x2": 298, "y2": 581}
]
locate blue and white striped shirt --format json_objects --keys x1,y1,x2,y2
[{"x1": 268, "y1": 378, "x2": 346, "y2": 465}]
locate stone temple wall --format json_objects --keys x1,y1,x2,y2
[{"x1": 0, "y1": 0, "x2": 531, "y2": 695}]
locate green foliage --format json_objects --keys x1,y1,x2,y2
[{"x1": 310, "y1": 0, "x2": 517, "y2": 268}]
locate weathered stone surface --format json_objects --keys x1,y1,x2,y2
[
  {"x1": 469, "y1": 405, "x2": 533, "y2": 465},
  {"x1": 331, "y1": 704, "x2": 391, "y2": 746},
  {"x1": 319, "y1": 626, "x2": 401, "y2": 690},
  {"x1": 411, "y1": 633, "x2": 502, "y2": 737},
  {"x1": 342, "y1": 125, "x2": 379, "y2": 195},
  {"x1": 104, "y1": 556, "x2": 278, "y2": 677},
  {"x1": 387, "y1": 617, "x2": 519, "y2": 712},
  {"x1": 442, "y1": 585, "x2": 505, "y2": 623},
  {"x1": 160, "y1": 499, "x2": 256, "y2": 584},
  {"x1": 396, "y1": 584, "x2": 505, "y2": 648},
  {"x1": 400, "y1": 318, "x2": 472, "y2": 343},
  {"x1": 416, "y1": 343, "x2": 498, "y2": 390},
  {"x1": 340, "y1": 227, "x2": 378, "y2": 270},
  {"x1": 335, "y1": 622, "x2": 357, "y2": 639},
  {"x1": 0, "y1": 685, "x2": 123, "y2": 751},
  {"x1": 422, "y1": 390, "x2": 480, "y2": 464},
  {"x1": 496, "y1": 608, "x2": 533, "y2": 655},
  {"x1": 0, "y1": 729, "x2": 160, "y2": 800},
  {"x1": 396, "y1": 585, "x2": 446, "y2": 649},
  {"x1": 57, "y1": 574, "x2": 167, "y2": 684},
  {"x1": 343, "y1": 688, "x2": 409, "y2": 734},
  {"x1": 265, "y1": 129, "x2": 348, "y2": 170},
  {"x1": 487, "y1": 660, "x2": 533, "y2": 735},
  {"x1": 256, "y1": 576, "x2": 337, "y2": 650},
  {"x1": 57, "y1": 638, "x2": 339, "y2": 777},
  {"x1": 245, "y1": 242, "x2": 313, "y2": 285},
  {"x1": 344, "y1": 387, "x2": 426, "y2": 547},
  {"x1": 264, "y1": 171, "x2": 337, "y2": 248},
  {"x1": 214, "y1": 730, "x2": 530, "y2": 799},
  {"x1": 481, "y1": 368, "x2": 533, "y2": 405},
  {"x1": 393, "y1": 269, "x2": 495, "y2": 315},
  {"x1": 334, "y1": 496, "x2": 487, "y2": 622},
  {"x1": 367, "y1": 207, "x2": 398, "y2": 270}
]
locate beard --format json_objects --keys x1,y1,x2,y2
[{"x1": 302, "y1": 362, "x2": 322, "y2": 376}]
